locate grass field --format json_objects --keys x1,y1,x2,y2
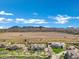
[
  {"x1": 0, "y1": 56, "x2": 49, "y2": 59},
  {"x1": 52, "y1": 48, "x2": 64, "y2": 54},
  {"x1": 0, "y1": 48, "x2": 48, "y2": 59},
  {"x1": 0, "y1": 32, "x2": 78, "y2": 59},
  {"x1": 0, "y1": 32, "x2": 78, "y2": 43}
]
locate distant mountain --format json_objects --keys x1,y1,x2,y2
[
  {"x1": 9, "y1": 26, "x2": 22, "y2": 29},
  {"x1": 0, "y1": 26, "x2": 79, "y2": 35}
]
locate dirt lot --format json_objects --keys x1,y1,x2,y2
[{"x1": 0, "y1": 32, "x2": 79, "y2": 43}]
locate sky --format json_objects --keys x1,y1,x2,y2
[{"x1": 0, "y1": 0, "x2": 79, "y2": 28}]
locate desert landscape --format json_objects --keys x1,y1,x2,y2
[
  {"x1": 0, "y1": 27, "x2": 78, "y2": 59},
  {"x1": 0, "y1": 0, "x2": 79, "y2": 59},
  {"x1": 0, "y1": 32, "x2": 78, "y2": 43}
]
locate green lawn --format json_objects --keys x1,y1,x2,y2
[
  {"x1": 0, "y1": 48, "x2": 5, "y2": 51},
  {"x1": 52, "y1": 48, "x2": 64, "y2": 54}
]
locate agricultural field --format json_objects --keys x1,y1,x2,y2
[{"x1": 0, "y1": 32, "x2": 78, "y2": 43}]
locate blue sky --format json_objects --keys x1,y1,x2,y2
[{"x1": 0, "y1": 0, "x2": 79, "y2": 28}]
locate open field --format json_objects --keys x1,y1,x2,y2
[{"x1": 0, "y1": 32, "x2": 79, "y2": 43}]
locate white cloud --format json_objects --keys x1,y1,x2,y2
[
  {"x1": 0, "y1": 17, "x2": 47, "y2": 24},
  {"x1": 43, "y1": 26, "x2": 51, "y2": 28},
  {"x1": 24, "y1": 19, "x2": 47, "y2": 24},
  {"x1": 0, "y1": 26, "x2": 4, "y2": 29},
  {"x1": 48, "y1": 14, "x2": 79, "y2": 24},
  {"x1": 48, "y1": 15, "x2": 72, "y2": 24},
  {"x1": 72, "y1": 16, "x2": 79, "y2": 19},
  {"x1": 15, "y1": 18, "x2": 25, "y2": 23},
  {"x1": 6, "y1": 18, "x2": 13, "y2": 22},
  {"x1": 0, "y1": 26, "x2": 8, "y2": 29},
  {"x1": 0, "y1": 11, "x2": 14, "y2": 15},
  {"x1": 68, "y1": 26, "x2": 77, "y2": 29},
  {"x1": 54, "y1": 15, "x2": 71, "y2": 24},
  {"x1": 0, "y1": 18, "x2": 13, "y2": 23},
  {"x1": 68, "y1": 26, "x2": 73, "y2": 28},
  {"x1": 15, "y1": 18, "x2": 47, "y2": 24}
]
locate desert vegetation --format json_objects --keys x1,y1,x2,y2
[
  {"x1": 0, "y1": 26, "x2": 78, "y2": 59},
  {"x1": 0, "y1": 32, "x2": 78, "y2": 44}
]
